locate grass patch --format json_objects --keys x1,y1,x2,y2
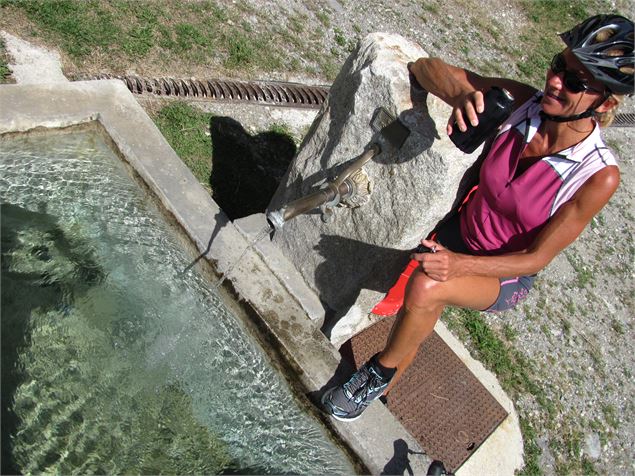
[
  {"x1": 2, "y1": 0, "x2": 295, "y2": 76},
  {"x1": 601, "y1": 403, "x2": 619, "y2": 429},
  {"x1": 503, "y1": 323, "x2": 518, "y2": 342},
  {"x1": 16, "y1": 0, "x2": 120, "y2": 58},
  {"x1": 521, "y1": 0, "x2": 592, "y2": 25},
  {"x1": 514, "y1": 35, "x2": 555, "y2": 85},
  {"x1": 315, "y1": 11, "x2": 330, "y2": 28},
  {"x1": 112, "y1": 0, "x2": 161, "y2": 57},
  {"x1": 269, "y1": 122, "x2": 293, "y2": 139},
  {"x1": 611, "y1": 319, "x2": 624, "y2": 335},
  {"x1": 511, "y1": 0, "x2": 617, "y2": 86},
  {"x1": 334, "y1": 28, "x2": 346, "y2": 47},
  {"x1": 564, "y1": 251, "x2": 595, "y2": 288},
  {"x1": 152, "y1": 102, "x2": 213, "y2": 191},
  {"x1": 450, "y1": 309, "x2": 548, "y2": 405},
  {"x1": 289, "y1": 15, "x2": 305, "y2": 34},
  {"x1": 2, "y1": 0, "x2": 625, "y2": 86},
  {"x1": 174, "y1": 23, "x2": 208, "y2": 53},
  {"x1": 225, "y1": 31, "x2": 257, "y2": 68},
  {"x1": 519, "y1": 417, "x2": 542, "y2": 476},
  {"x1": 121, "y1": 24, "x2": 155, "y2": 57},
  {"x1": 0, "y1": 38, "x2": 12, "y2": 83},
  {"x1": 591, "y1": 212, "x2": 605, "y2": 230},
  {"x1": 421, "y1": 1, "x2": 440, "y2": 15}
]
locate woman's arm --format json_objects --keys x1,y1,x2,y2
[
  {"x1": 414, "y1": 166, "x2": 620, "y2": 281},
  {"x1": 408, "y1": 57, "x2": 538, "y2": 134}
]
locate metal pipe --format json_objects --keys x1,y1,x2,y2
[
  {"x1": 266, "y1": 144, "x2": 381, "y2": 231},
  {"x1": 332, "y1": 144, "x2": 380, "y2": 189},
  {"x1": 267, "y1": 180, "x2": 352, "y2": 231}
]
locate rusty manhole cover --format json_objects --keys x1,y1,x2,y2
[{"x1": 342, "y1": 315, "x2": 508, "y2": 473}]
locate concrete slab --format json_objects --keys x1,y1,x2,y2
[
  {"x1": 1, "y1": 30, "x2": 68, "y2": 84},
  {"x1": 0, "y1": 80, "x2": 432, "y2": 474},
  {"x1": 234, "y1": 213, "x2": 326, "y2": 324}
]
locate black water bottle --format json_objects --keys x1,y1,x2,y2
[{"x1": 449, "y1": 87, "x2": 514, "y2": 154}]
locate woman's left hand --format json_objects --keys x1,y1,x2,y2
[{"x1": 410, "y1": 239, "x2": 463, "y2": 282}]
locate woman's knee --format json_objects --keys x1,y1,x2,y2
[{"x1": 403, "y1": 269, "x2": 446, "y2": 311}]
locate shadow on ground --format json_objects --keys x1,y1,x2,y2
[
  {"x1": 209, "y1": 116, "x2": 296, "y2": 220},
  {"x1": 312, "y1": 235, "x2": 410, "y2": 339}
]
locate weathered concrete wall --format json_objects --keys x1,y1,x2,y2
[{"x1": 268, "y1": 33, "x2": 483, "y2": 341}]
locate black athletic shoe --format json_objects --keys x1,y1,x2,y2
[{"x1": 321, "y1": 358, "x2": 393, "y2": 421}]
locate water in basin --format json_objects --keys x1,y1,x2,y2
[{"x1": 0, "y1": 128, "x2": 354, "y2": 474}]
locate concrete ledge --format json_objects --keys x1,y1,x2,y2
[
  {"x1": 0, "y1": 80, "x2": 432, "y2": 474},
  {"x1": 234, "y1": 213, "x2": 326, "y2": 324}
]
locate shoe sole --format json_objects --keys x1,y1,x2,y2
[
  {"x1": 320, "y1": 387, "x2": 366, "y2": 422},
  {"x1": 329, "y1": 411, "x2": 364, "y2": 422}
]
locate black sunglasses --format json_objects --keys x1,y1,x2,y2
[{"x1": 550, "y1": 53, "x2": 603, "y2": 94}]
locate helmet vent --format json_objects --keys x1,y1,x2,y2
[{"x1": 592, "y1": 27, "x2": 616, "y2": 43}]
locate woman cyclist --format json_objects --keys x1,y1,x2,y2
[{"x1": 322, "y1": 14, "x2": 634, "y2": 421}]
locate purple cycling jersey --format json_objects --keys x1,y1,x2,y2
[{"x1": 460, "y1": 93, "x2": 618, "y2": 255}]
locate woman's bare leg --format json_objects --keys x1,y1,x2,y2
[
  {"x1": 378, "y1": 268, "x2": 501, "y2": 390},
  {"x1": 320, "y1": 267, "x2": 502, "y2": 420}
]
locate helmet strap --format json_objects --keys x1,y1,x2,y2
[
  {"x1": 539, "y1": 109, "x2": 594, "y2": 123},
  {"x1": 540, "y1": 90, "x2": 610, "y2": 123}
]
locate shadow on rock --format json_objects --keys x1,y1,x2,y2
[
  {"x1": 312, "y1": 234, "x2": 411, "y2": 339},
  {"x1": 371, "y1": 105, "x2": 440, "y2": 166},
  {"x1": 209, "y1": 116, "x2": 296, "y2": 220}
]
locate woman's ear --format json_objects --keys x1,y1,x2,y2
[{"x1": 596, "y1": 95, "x2": 619, "y2": 113}]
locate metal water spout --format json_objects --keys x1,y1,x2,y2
[
  {"x1": 266, "y1": 107, "x2": 411, "y2": 232},
  {"x1": 266, "y1": 143, "x2": 380, "y2": 231}
]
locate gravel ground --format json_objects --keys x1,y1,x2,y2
[{"x1": 2, "y1": 1, "x2": 634, "y2": 473}]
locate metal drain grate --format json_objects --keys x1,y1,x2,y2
[
  {"x1": 612, "y1": 112, "x2": 635, "y2": 127},
  {"x1": 76, "y1": 73, "x2": 329, "y2": 109},
  {"x1": 342, "y1": 316, "x2": 508, "y2": 473}
]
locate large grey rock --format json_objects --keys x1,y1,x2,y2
[{"x1": 268, "y1": 33, "x2": 482, "y2": 344}]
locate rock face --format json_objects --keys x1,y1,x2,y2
[{"x1": 268, "y1": 33, "x2": 482, "y2": 343}]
